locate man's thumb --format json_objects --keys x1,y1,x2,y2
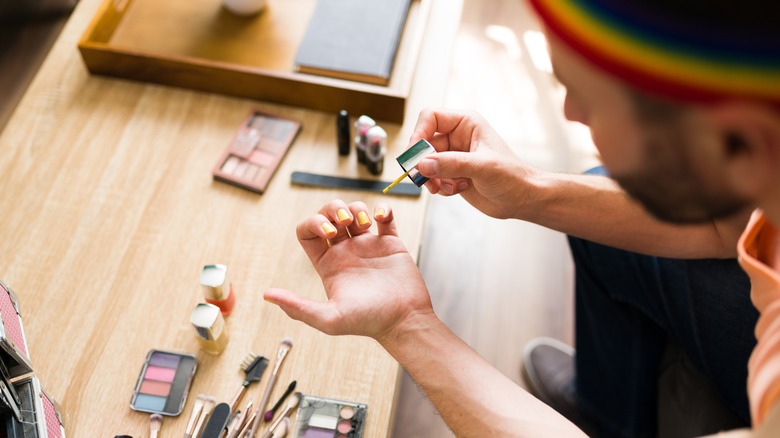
[{"x1": 418, "y1": 151, "x2": 476, "y2": 179}]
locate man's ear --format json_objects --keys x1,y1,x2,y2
[{"x1": 706, "y1": 101, "x2": 780, "y2": 199}]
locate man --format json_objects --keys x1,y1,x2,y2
[{"x1": 265, "y1": 0, "x2": 780, "y2": 435}]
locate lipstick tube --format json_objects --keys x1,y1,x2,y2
[{"x1": 200, "y1": 264, "x2": 236, "y2": 316}]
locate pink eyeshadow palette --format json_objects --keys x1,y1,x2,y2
[
  {"x1": 293, "y1": 395, "x2": 367, "y2": 438},
  {"x1": 130, "y1": 350, "x2": 197, "y2": 416},
  {"x1": 212, "y1": 111, "x2": 302, "y2": 193}
]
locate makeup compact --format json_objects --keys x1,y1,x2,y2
[
  {"x1": 4, "y1": 376, "x2": 65, "y2": 438},
  {"x1": 0, "y1": 281, "x2": 65, "y2": 437},
  {"x1": 130, "y1": 350, "x2": 197, "y2": 416},
  {"x1": 293, "y1": 395, "x2": 367, "y2": 438},
  {"x1": 0, "y1": 282, "x2": 34, "y2": 424},
  {"x1": 212, "y1": 111, "x2": 302, "y2": 193}
]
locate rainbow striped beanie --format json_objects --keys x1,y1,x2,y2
[{"x1": 528, "y1": 0, "x2": 780, "y2": 106}]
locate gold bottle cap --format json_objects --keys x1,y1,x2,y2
[{"x1": 201, "y1": 264, "x2": 229, "y2": 300}]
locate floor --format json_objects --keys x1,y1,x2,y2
[{"x1": 392, "y1": 1, "x2": 598, "y2": 436}]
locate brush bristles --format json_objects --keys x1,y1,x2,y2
[
  {"x1": 288, "y1": 392, "x2": 301, "y2": 409},
  {"x1": 273, "y1": 417, "x2": 290, "y2": 437},
  {"x1": 240, "y1": 352, "x2": 259, "y2": 371},
  {"x1": 281, "y1": 337, "x2": 293, "y2": 348}
]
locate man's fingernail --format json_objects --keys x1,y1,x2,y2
[
  {"x1": 418, "y1": 158, "x2": 438, "y2": 176},
  {"x1": 321, "y1": 222, "x2": 337, "y2": 235},
  {"x1": 357, "y1": 211, "x2": 370, "y2": 226},
  {"x1": 337, "y1": 209, "x2": 351, "y2": 222}
]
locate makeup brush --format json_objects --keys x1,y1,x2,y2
[
  {"x1": 226, "y1": 400, "x2": 253, "y2": 438},
  {"x1": 149, "y1": 413, "x2": 162, "y2": 438},
  {"x1": 184, "y1": 393, "x2": 207, "y2": 438},
  {"x1": 225, "y1": 410, "x2": 244, "y2": 438},
  {"x1": 231, "y1": 353, "x2": 269, "y2": 412},
  {"x1": 263, "y1": 381, "x2": 296, "y2": 422},
  {"x1": 246, "y1": 337, "x2": 293, "y2": 438},
  {"x1": 192, "y1": 396, "x2": 217, "y2": 438},
  {"x1": 261, "y1": 392, "x2": 301, "y2": 438},
  {"x1": 238, "y1": 409, "x2": 258, "y2": 438},
  {"x1": 271, "y1": 418, "x2": 290, "y2": 438}
]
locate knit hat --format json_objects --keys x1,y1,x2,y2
[{"x1": 528, "y1": 0, "x2": 780, "y2": 106}]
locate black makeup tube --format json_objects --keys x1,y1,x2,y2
[{"x1": 337, "y1": 110, "x2": 350, "y2": 156}]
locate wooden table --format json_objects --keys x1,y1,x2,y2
[{"x1": 0, "y1": 0, "x2": 461, "y2": 435}]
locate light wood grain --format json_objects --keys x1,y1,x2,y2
[{"x1": 0, "y1": 0, "x2": 460, "y2": 435}]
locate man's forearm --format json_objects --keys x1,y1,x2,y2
[
  {"x1": 515, "y1": 171, "x2": 749, "y2": 259},
  {"x1": 379, "y1": 312, "x2": 586, "y2": 437}
]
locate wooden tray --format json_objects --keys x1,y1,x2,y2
[{"x1": 77, "y1": 0, "x2": 429, "y2": 123}]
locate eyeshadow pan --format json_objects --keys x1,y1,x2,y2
[
  {"x1": 234, "y1": 160, "x2": 249, "y2": 178},
  {"x1": 139, "y1": 380, "x2": 171, "y2": 397},
  {"x1": 149, "y1": 352, "x2": 180, "y2": 368},
  {"x1": 254, "y1": 166, "x2": 269, "y2": 182},
  {"x1": 259, "y1": 140, "x2": 285, "y2": 154},
  {"x1": 309, "y1": 413, "x2": 338, "y2": 429},
  {"x1": 337, "y1": 420, "x2": 352, "y2": 433},
  {"x1": 244, "y1": 163, "x2": 260, "y2": 181},
  {"x1": 301, "y1": 428, "x2": 334, "y2": 438},
  {"x1": 145, "y1": 365, "x2": 176, "y2": 382},
  {"x1": 249, "y1": 149, "x2": 275, "y2": 167},
  {"x1": 133, "y1": 394, "x2": 166, "y2": 412},
  {"x1": 340, "y1": 406, "x2": 354, "y2": 419},
  {"x1": 222, "y1": 156, "x2": 240, "y2": 174}
]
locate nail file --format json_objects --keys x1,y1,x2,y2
[
  {"x1": 201, "y1": 403, "x2": 231, "y2": 438},
  {"x1": 291, "y1": 171, "x2": 421, "y2": 197}
]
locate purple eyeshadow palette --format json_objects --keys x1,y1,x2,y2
[
  {"x1": 212, "y1": 110, "x2": 302, "y2": 193},
  {"x1": 130, "y1": 350, "x2": 197, "y2": 416},
  {"x1": 293, "y1": 395, "x2": 366, "y2": 438}
]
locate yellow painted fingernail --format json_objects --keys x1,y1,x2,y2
[
  {"x1": 357, "y1": 211, "x2": 370, "y2": 226},
  {"x1": 321, "y1": 222, "x2": 337, "y2": 235},
  {"x1": 337, "y1": 209, "x2": 351, "y2": 222},
  {"x1": 375, "y1": 208, "x2": 386, "y2": 218}
]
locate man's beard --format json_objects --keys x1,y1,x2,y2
[
  {"x1": 611, "y1": 126, "x2": 750, "y2": 224},
  {"x1": 614, "y1": 170, "x2": 749, "y2": 224}
]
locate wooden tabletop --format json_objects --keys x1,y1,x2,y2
[{"x1": 0, "y1": 0, "x2": 461, "y2": 435}]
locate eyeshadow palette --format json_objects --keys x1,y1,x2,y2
[
  {"x1": 130, "y1": 350, "x2": 197, "y2": 416},
  {"x1": 293, "y1": 395, "x2": 367, "y2": 438},
  {"x1": 212, "y1": 111, "x2": 302, "y2": 193}
]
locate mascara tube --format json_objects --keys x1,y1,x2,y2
[{"x1": 337, "y1": 110, "x2": 350, "y2": 156}]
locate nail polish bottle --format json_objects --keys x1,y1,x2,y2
[
  {"x1": 200, "y1": 264, "x2": 236, "y2": 316},
  {"x1": 190, "y1": 303, "x2": 229, "y2": 355},
  {"x1": 365, "y1": 125, "x2": 386, "y2": 176},
  {"x1": 354, "y1": 115, "x2": 375, "y2": 165}
]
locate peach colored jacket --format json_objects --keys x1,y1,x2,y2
[{"x1": 714, "y1": 211, "x2": 780, "y2": 436}]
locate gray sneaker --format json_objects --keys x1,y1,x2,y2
[{"x1": 522, "y1": 337, "x2": 597, "y2": 435}]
